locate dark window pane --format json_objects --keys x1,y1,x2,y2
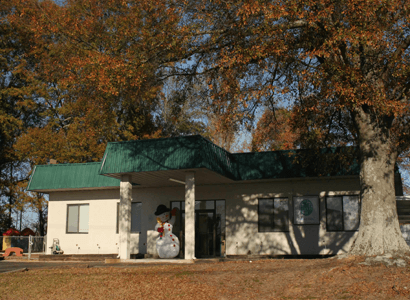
[
  {"x1": 171, "y1": 202, "x2": 180, "y2": 210},
  {"x1": 216, "y1": 200, "x2": 225, "y2": 232},
  {"x1": 273, "y1": 198, "x2": 289, "y2": 231},
  {"x1": 343, "y1": 196, "x2": 360, "y2": 230},
  {"x1": 181, "y1": 212, "x2": 185, "y2": 231},
  {"x1": 327, "y1": 197, "x2": 343, "y2": 231},
  {"x1": 206, "y1": 201, "x2": 215, "y2": 209},
  {"x1": 116, "y1": 203, "x2": 119, "y2": 233},
  {"x1": 195, "y1": 201, "x2": 201, "y2": 210},
  {"x1": 131, "y1": 202, "x2": 142, "y2": 233},
  {"x1": 259, "y1": 199, "x2": 274, "y2": 232}
]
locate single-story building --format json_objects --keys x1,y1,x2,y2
[{"x1": 27, "y1": 135, "x2": 404, "y2": 259}]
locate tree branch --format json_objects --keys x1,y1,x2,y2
[{"x1": 384, "y1": 35, "x2": 410, "y2": 78}]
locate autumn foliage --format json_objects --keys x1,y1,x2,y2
[
  {"x1": 1, "y1": 0, "x2": 410, "y2": 254},
  {"x1": 1, "y1": 0, "x2": 195, "y2": 231},
  {"x1": 252, "y1": 108, "x2": 299, "y2": 152},
  {"x1": 9, "y1": 0, "x2": 193, "y2": 164}
]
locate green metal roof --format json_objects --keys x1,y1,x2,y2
[
  {"x1": 233, "y1": 147, "x2": 359, "y2": 181},
  {"x1": 100, "y1": 135, "x2": 359, "y2": 181},
  {"x1": 27, "y1": 162, "x2": 120, "y2": 191},
  {"x1": 99, "y1": 135, "x2": 237, "y2": 180},
  {"x1": 27, "y1": 135, "x2": 360, "y2": 191}
]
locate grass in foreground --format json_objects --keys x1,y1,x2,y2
[{"x1": 1, "y1": 256, "x2": 410, "y2": 299}]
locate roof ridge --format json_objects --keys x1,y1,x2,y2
[
  {"x1": 198, "y1": 135, "x2": 232, "y2": 155},
  {"x1": 232, "y1": 149, "x2": 296, "y2": 155},
  {"x1": 36, "y1": 162, "x2": 102, "y2": 167},
  {"x1": 232, "y1": 146, "x2": 356, "y2": 155},
  {"x1": 105, "y1": 135, "x2": 204, "y2": 146}
]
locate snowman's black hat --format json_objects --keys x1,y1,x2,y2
[{"x1": 155, "y1": 204, "x2": 170, "y2": 216}]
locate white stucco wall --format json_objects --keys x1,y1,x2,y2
[
  {"x1": 221, "y1": 177, "x2": 360, "y2": 256},
  {"x1": 46, "y1": 176, "x2": 360, "y2": 256},
  {"x1": 47, "y1": 189, "x2": 120, "y2": 255}
]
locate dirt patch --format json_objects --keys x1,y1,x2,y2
[{"x1": 1, "y1": 256, "x2": 410, "y2": 299}]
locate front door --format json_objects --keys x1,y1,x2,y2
[
  {"x1": 195, "y1": 210, "x2": 216, "y2": 258},
  {"x1": 170, "y1": 200, "x2": 225, "y2": 258}
]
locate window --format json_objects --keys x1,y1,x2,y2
[
  {"x1": 258, "y1": 198, "x2": 289, "y2": 232},
  {"x1": 67, "y1": 204, "x2": 89, "y2": 233},
  {"x1": 131, "y1": 202, "x2": 142, "y2": 233},
  {"x1": 326, "y1": 196, "x2": 360, "y2": 231},
  {"x1": 116, "y1": 202, "x2": 142, "y2": 233}
]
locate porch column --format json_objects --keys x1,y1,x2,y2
[
  {"x1": 119, "y1": 174, "x2": 132, "y2": 259},
  {"x1": 185, "y1": 172, "x2": 195, "y2": 260}
]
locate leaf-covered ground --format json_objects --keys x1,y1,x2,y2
[{"x1": 1, "y1": 256, "x2": 410, "y2": 299}]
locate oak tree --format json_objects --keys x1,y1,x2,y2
[
  {"x1": 183, "y1": 0, "x2": 410, "y2": 255},
  {"x1": 0, "y1": 0, "x2": 46, "y2": 231},
  {"x1": 4, "y1": 0, "x2": 195, "y2": 229}
]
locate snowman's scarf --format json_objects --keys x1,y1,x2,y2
[{"x1": 156, "y1": 217, "x2": 166, "y2": 239}]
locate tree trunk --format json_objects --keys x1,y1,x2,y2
[
  {"x1": 350, "y1": 109, "x2": 409, "y2": 255},
  {"x1": 38, "y1": 207, "x2": 46, "y2": 236}
]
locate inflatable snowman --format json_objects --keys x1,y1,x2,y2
[{"x1": 154, "y1": 205, "x2": 180, "y2": 259}]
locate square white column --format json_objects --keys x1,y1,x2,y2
[
  {"x1": 185, "y1": 172, "x2": 195, "y2": 259},
  {"x1": 119, "y1": 174, "x2": 132, "y2": 259}
]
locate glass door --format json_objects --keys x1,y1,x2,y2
[
  {"x1": 195, "y1": 210, "x2": 215, "y2": 258},
  {"x1": 170, "y1": 200, "x2": 225, "y2": 258}
]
